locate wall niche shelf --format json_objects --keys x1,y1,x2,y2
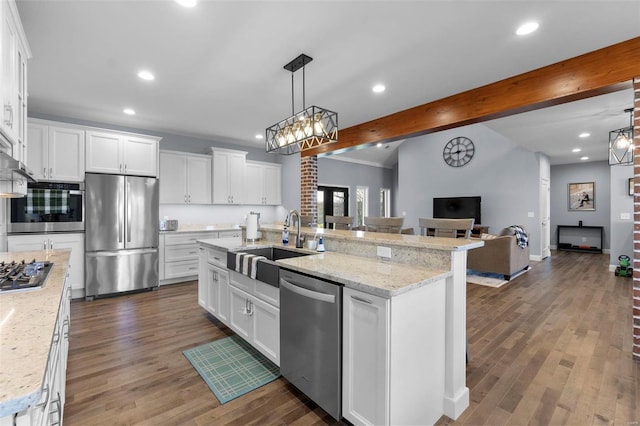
[{"x1": 557, "y1": 225, "x2": 603, "y2": 254}]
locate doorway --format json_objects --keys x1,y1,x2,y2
[{"x1": 317, "y1": 186, "x2": 349, "y2": 228}]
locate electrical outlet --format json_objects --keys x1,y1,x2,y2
[
  {"x1": 581, "y1": 237, "x2": 587, "y2": 242},
  {"x1": 377, "y1": 246, "x2": 392, "y2": 259},
  {"x1": 621, "y1": 212, "x2": 631, "y2": 220},
  {"x1": 528, "y1": 211, "x2": 534, "y2": 218}
]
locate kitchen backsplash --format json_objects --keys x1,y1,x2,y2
[{"x1": 158, "y1": 204, "x2": 288, "y2": 227}]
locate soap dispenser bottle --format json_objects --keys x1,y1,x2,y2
[
  {"x1": 282, "y1": 225, "x2": 289, "y2": 245},
  {"x1": 317, "y1": 236, "x2": 325, "y2": 252}
]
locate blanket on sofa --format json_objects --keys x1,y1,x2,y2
[{"x1": 508, "y1": 225, "x2": 529, "y2": 249}]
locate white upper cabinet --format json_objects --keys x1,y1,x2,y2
[
  {"x1": 0, "y1": 0, "x2": 31, "y2": 157},
  {"x1": 27, "y1": 120, "x2": 85, "y2": 182},
  {"x1": 211, "y1": 148, "x2": 246, "y2": 204},
  {"x1": 86, "y1": 130, "x2": 159, "y2": 177},
  {"x1": 245, "y1": 161, "x2": 281, "y2": 205},
  {"x1": 159, "y1": 150, "x2": 211, "y2": 204}
]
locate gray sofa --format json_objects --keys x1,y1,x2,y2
[{"x1": 467, "y1": 227, "x2": 530, "y2": 280}]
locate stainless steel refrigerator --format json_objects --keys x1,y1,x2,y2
[{"x1": 85, "y1": 173, "x2": 159, "y2": 299}]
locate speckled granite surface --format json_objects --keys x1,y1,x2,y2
[
  {"x1": 160, "y1": 223, "x2": 241, "y2": 234},
  {"x1": 0, "y1": 250, "x2": 70, "y2": 417},
  {"x1": 277, "y1": 252, "x2": 451, "y2": 297},
  {"x1": 198, "y1": 238, "x2": 451, "y2": 297}
]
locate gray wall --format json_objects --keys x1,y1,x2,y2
[
  {"x1": 318, "y1": 157, "x2": 394, "y2": 220},
  {"x1": 549, "y1": 161, "x2": 611, "y2": 250},
  {"x1": 396, "y1": 123, "x2": 543, "y2": 255},
  {"x1": 609, "y1": 164, "x2": 633, "y2": 263},
  {"x1": 280, "y1": 154, "x2": 301, "y2": 212}
]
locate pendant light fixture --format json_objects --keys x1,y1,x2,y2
[
  {"x1": 609, "y1": 107, "x2": 634, "y2": 165},
  {"x1": 266, "y1": 54, "x2": 338, "y2": 155}
]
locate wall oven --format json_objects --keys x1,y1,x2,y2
[{"x1": 8, "y1": 181, "x2": 85, "y2": 233}]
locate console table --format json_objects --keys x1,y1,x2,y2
[{"x1": 557, "y1": 225, "x2": 603, "y2": 253}]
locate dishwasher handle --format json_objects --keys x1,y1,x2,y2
[{"x1": 281, "y1": 278, "x2": 336, "y2": 304}]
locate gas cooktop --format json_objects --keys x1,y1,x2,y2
[{"x1": 0, "y1": 259, "x2": 53, "y2": 293}]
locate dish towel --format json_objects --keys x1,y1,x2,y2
[{"x1": 234, "y1": 252, "x2": 266, "y2": 279}]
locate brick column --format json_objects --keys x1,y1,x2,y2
[
  {"x1": 300, "y1": 155, "x2": 318, "y2": 221},
  {"x1": 634, "y1": 77, "x2": 640, "y2": 361}
]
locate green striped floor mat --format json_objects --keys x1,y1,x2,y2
[{"x1": 183, "y1": 335, "x2": 280, "y2": 404}]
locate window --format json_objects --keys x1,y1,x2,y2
[
  {"x1": 380, "y1": 188, "x2": 391, "y2": 217},
  {"x1": 356, "y1": 186, "x2": 368, "y2": 227}
]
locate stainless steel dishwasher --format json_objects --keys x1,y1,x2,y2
[{"x1": 279, "y1": 269, "x2": 342, "y2": 421}]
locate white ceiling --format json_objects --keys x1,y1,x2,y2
[{"x1": 16, "y1": 0, "x2": 640, "y2": 165}]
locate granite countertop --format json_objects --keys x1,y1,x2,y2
[
  {"x1": 198, "y1": 237, "x2": 451, "y2": 297},
  {"x1": 0, "y1": 250, "x2": 70, "y2": 417},
  {"x1": 256, "y1": 224, "x2": 484, "y2": 252},
  {"x1": 277, "y1": 252, "x2": 451, "y2": 297},
  {"x1": 160, "y1": 224, "x2": 242, "y2": 234}
]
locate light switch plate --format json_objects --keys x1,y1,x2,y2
[
  {"x1": 621, "y1": 212, "x2": 631, "y2": 220},
  {"x1": 377, "y1": 246, "x2": 392, "y2": 259},
  {"x1": 528, "y1": 212, "x2": 534, "y2": 218}
]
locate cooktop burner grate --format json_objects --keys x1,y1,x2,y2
[{"x1": 0, "y1": 260, "x2": 54, "y2": 292}]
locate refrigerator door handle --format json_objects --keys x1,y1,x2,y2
[
  {"x1": 127, "y1": 180, "x2": 132, "y2": 243},
  {"x1": 118, "y1": 181, "x2": 124, "y2": 243}
]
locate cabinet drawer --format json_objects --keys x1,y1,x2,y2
[
  {"x1": 207, "y1": 247, "x2": 227, "y2": 268},
  {"x1": 165, "y1": 232, "x2": 217, "y2": 246},
  {"x1": 165, "y1": 260, "x2": 199, "y2": 279},
  {"x1": 165, "y1": 244, "x2": 200, "y2": 262}
]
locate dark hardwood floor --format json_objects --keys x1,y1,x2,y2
[{"x1": 64, "y1": 251, "x2": 639, "y2": 425}]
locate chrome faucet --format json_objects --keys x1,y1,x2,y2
[{"x1": 288, "y1": 209, "x2": 303, "y2": 248}]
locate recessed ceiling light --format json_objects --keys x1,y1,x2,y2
[
  {"x1": 579, "y1": 132, "x2": 590, "y2": 138},
  {"x1": 255, "y1": 134, "x2": 263, "y2": 140},
  {"x1": 572, "y1": 148, "x2": 582, "y2": 153},
  {"x1": 123, "y1": 108, "x2": 136, "y2": 115},
  {"x1": 580, "y1": 156, "x2": 589, "y2": 161},
  {"x1": 516, "y1": 22, "x2": 539, "y2": 36},
  {"x1": 372, "y1": 84, "x2": 386, "y2": 93},
  {"x1": 137, "y1": 70, "x2": 155, "y2": 81},
  {"x1": 175, "y1": 0, "x2": 197, "y2": 7}
]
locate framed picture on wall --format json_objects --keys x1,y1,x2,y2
[
  {"x1": 568, "y1": 182, "x2": 595, "y2": 211},
  {"x1": 629, "y1": 178, "x2": 634, "y2": 196}
]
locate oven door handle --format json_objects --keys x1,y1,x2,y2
[{"x1": 280, "y1": 279, "x2": 335, "y2": 304}]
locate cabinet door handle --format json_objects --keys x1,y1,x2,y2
[
  {"x1": 35, "y1": 386, "x2": 50, "y2": 408},
  {"x1": 49, "y1": 168, "x2": 52, "y2": 178},
  {"x1": 184, "y1": 194, "x2": 188, "y2": 203},
  {"x1": 3, "y1": 103, "x2": 13, "y2": 127},
  {"x1": 43, "y1": 167, "x2": 47, "y2": 177},
  {"x1": 43, "y1": 240, "x2": 47, "y2": 250},
  {"x1": 352, "y1": 295, "x2": 373, "y2": 304},
  {"x1": 124, "y1": 164, "x2": 127, "y2": 173}
]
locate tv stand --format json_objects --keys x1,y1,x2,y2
[{"x1": 557, "y1": 225, "x2": 603, "y2": 253}]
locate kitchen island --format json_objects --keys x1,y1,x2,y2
[
  {"x1": 0, "y1": 250, "x2": 71, "y2": 424},
  {"x1": 199, "y1": 225, "x2": 482, "y2": 425}
]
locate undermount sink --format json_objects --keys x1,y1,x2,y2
[{"x1": 226, "y1": 246, "x2": 312, "y2": 287}]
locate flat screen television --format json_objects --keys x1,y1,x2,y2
[{"x1": 433, "y1": 196, "x2": 481, "y2": 225}]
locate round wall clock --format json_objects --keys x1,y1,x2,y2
[{"x1": 443, "y1": 136, "x2": 475, "y2": 167}]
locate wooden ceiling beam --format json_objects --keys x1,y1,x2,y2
[{"x1": 302, "y1": 37, "x2": 640, "y2": 157}]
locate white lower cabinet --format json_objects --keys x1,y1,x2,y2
[
  {"x1": 1, "y1": 266, "x2": 71, "y2": 426},
  {"x1": 228, "y1": 283, "x2": 280, "y2": 365},
  {"x1": 343, "y1": 280, "x2": 447, "y2": 426},
  {"x1": 162, "y1": 231, "x2": 219, "y2": 284},
  {"x1": 7, "y1": 232, "x2": 84, "y2": 299}
]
